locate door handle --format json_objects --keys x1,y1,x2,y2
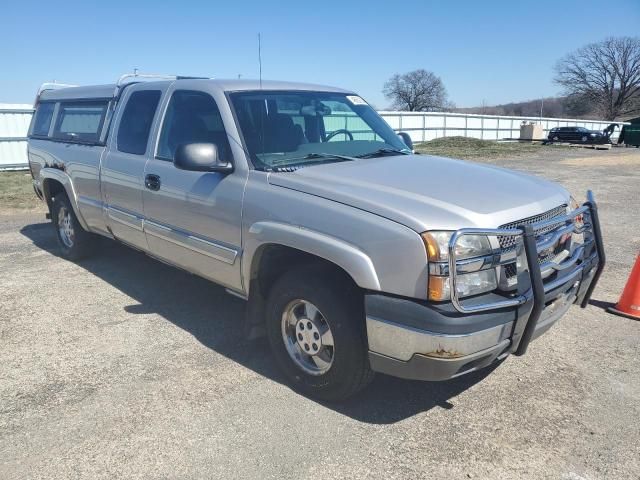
[{"x1": 145, "y1": 174, "x2": 161, "y2": 191}]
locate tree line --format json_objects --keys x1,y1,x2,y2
[{"x1": 384, "y1": 36, "x2": 640, "y2": 120}]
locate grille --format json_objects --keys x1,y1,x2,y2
[
  {"x1": 498, "y1": 205, "x2": 567, "y2": 250},
  {"x1": 503, "y1": 249, "x2": 559, "y2": 278},
  {"x1": 499, "y1": 204, "x2": 567, "y2": 278}
]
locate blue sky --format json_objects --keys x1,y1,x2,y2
[{"x1": 2, "y1": 0, "x2": 639, "y2": 107}]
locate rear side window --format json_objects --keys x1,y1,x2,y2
[
  {"x1": 117, "y1": 90, "x2": 161, "y2": 155},
  {"x1": 31, "y1": 102, "x2": 55, "y2": 137},
  {"x1": 53, "y1": 101, "x2": 108, "y2": 143},
  {"x1": 157, "y1": 90, "x2": 231, "y2": 161}
]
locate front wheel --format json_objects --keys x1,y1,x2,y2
[
  {"x1": 265, "y1": 265, "x2": 374, "y2": 400},
  {"x1": 51, "y1": 193, "x2": 94, "y2": 260}
]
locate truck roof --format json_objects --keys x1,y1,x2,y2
[{"x1": 38, "y1": 79, "x2": 353, "y2": 102}]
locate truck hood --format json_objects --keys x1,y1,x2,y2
[{"x1": 268, "y1": 154, "x2": 570, "y2": 232}]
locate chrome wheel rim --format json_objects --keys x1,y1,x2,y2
[
  {"x1": 281, "y1": 299, "x2": 334, "y2": 375},
  {"x1": 58, "y1": 205, "x2": 75, "y2": 248},
  {"x1": 581, "y1": 136, "x2": 587, "y2": 142}
]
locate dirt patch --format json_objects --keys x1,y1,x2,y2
[{"x1": 560, "y1": 152, "x2": 640, "y2": 166}]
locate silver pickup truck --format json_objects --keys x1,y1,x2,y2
[{"x1": 27, "y1": 74, "x2": 604, "y2": 400}]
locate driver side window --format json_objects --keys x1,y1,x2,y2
[{"x1": 157, "y1": 90, "x2": 231, "y2": 162}]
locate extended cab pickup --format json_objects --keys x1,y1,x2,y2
[{"x1": 27, "y1": 74, "x2": 605, "y2": 400}]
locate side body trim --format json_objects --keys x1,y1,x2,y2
[
  {"x1": 107, "y1": 206, "x2": 144, "y2": 231},
  {"x1": 144, "y1": 219, "x2": 238, "y2": 265}
]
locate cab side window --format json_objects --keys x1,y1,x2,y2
[
  {"x1": 157, "y1": 90, "x2": 231, "y2": 162},
  {"x1": 53, "y1": 101, "x2": 108, "y2": 143},
  {"x1": 117, "y1": 90, "x2": 162, "y2": 155},
  {"x1": 30, "y1": 102, "x2": 55, "y2": 137}
]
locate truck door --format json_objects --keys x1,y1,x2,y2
[
  {"x1": 142, "y1": 88, "x2": 245, "y2": 291},
  {"x1": 101, "y1": 85, "x2": 165, "y2": 250}
]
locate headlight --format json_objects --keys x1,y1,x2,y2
[
  {"x1": 428, "y1": 269, "x2": 498, "y2": 301},
  {"x1": 568, "y1": 196, "x2": 585, "y2": 244},
  {"x1": 569, "y1": 196, "x2": 579, "y2": 211},
  {"x1": 569, "y1": 196, "x2": 584, "y2": 228},
  {"x1": 422, "y1": 231, "x2": 497, "y2": 301},
  {"x1": 422, "y1": 231, "x2": 492, "y2": 261},
  {"x1": 589, "y1": 133, "x2": 597, "y2": 137}
]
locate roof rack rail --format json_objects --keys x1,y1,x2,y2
[
  {"x1": 34, "y1": 82, "x2": 79, "y2": 105},
  {"x1": 114, "y1": 72, "x2": 210, "y2": 96}
]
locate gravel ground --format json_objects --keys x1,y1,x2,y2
[{"x1": 1, "y1": 146, "x2": 639, "y2": 479}]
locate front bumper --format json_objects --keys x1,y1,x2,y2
[{"x1": 366, "y1": 191, "x2": 605, "y2": 381}]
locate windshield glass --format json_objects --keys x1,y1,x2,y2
[{"x1": 229, "y1": 91, "x2": 410, "y2": 170}]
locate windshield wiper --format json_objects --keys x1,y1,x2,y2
[
  {"x1": 269, "y1": 152, "x2": 358, "y2": 172},
  {"x1": 294, "y1": 152, "x2": 359, "y2": 162},
  {"x1": 355, "y1": 148, "x2": 411, "y2": 158}
]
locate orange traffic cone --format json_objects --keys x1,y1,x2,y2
[{"x1": 607, "y1": 253, "x2": 640, "y2": 320}]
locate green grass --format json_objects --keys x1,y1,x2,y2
[
  {"x1": 414, "y1": 136, "x2": 547, "y2": 160},
  {"x1": 0, "y1": 171, "x2": 43, "y2": 211}
]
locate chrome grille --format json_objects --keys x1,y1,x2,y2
[
  {"x1": 503, "y1": 249, "x2": 559, "y2": 278},
  {"x1": 499, "y1": 204, "x2": 567, "y2": 279},
  {"x1": 498, "y1": 205, "x2": 567, "y2": 250}
]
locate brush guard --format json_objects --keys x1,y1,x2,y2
[{"x1": 447, "y1": 191, "x2": 605, "y2": 356}]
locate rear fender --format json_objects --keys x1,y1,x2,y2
[{"x1": 40, "y1": 167, "x2": 89, "y2": 231}]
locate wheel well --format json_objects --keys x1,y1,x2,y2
[
  {"x1": 251, "y1": 244, "x2": 359, "y2": 299},
  {"x1": 42, "y1": 179, "x2": 66, "y2": 210}
]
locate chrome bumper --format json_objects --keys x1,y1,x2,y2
[{"x1": 367, "y1": 191, "x2": 605, "y2": 381}]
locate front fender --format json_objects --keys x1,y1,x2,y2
[
  {"x1": 243, "y1": 221, "x2": 381, "y2": 292},
  {"x1": 39, "y1": 168, "x2": 90, "y2": 231}
]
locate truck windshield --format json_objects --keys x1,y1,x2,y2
[{"x1": 229, "y1": 91, "x2": 410, "y2": 170}]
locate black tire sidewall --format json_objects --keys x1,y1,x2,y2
[
  {"x1": 51, "y1": 193, "x2": 90, "y2": 260},
  {"x1": 265, "y1": 266, "x2": 371, "y2": 400}
]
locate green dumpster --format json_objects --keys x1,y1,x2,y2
[{"x1": 619, "y1": 117, "x2": 640, "y2": 147}]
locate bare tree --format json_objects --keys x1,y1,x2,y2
[
  {"x1": 383, "y1": 69, "x2": 449, "y2": 111},
  {"x1": 555, "y1": 37, "x2": 640, "y2": 120}
]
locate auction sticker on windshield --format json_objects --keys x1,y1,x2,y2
[{"x1": 346, "y1": 95, "x2": 367, "y2": 105}]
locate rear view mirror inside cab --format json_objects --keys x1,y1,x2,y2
[{"x1": 300, "y1": 102, "x2": 331, "y2": 116}]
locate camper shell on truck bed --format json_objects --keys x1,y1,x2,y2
[{"x1": 28, "y1": 74, "x2": 604, "y2": 401}]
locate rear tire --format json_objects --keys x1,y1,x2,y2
[
  {"x1": 265, "y1": 264, "x2": 374, "y2": 401},
  {"x1": 51, "y1": 193, "x2": 94, "y2": 261}
]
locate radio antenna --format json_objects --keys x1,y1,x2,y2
[{"x1": 258, "y1": 33, "x2": 263, "y2": 89}]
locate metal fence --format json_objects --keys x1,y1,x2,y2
[
  {"x1": 0, "y1": 104, "x2": 33, "y2": 170},
  {"x1": 377, "y1": 111, "x2": 625, "y2": 143},
  {"x1": 0, "y1": 105, "x2": 629, "y2": 170}
]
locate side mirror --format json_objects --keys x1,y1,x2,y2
[
  {"x1": 174, "y1": 143, "x2": 233, "y2": 173},
  {"x1": 397, "y1": 132, "x2": 413, "y2": 151}
]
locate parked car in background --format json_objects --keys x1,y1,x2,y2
[
  {"x1": 547, "y1": 126, "x2": 607, "y2": 144},
  {"x1": 27, "y1": 74, "x2": 605, "y2": 400}
]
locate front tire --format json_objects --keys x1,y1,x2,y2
[
  {"x1": 51, "y1": 193, "x2": 94, "y2": 260},
  {"x1": 265, "y1": 265, "x2": 374, "y2": 401}
]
